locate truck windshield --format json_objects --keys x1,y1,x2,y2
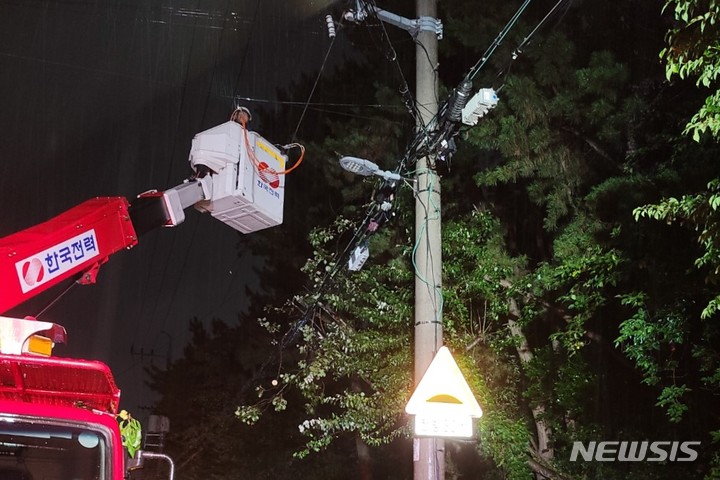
[{"x1": 0, "y1": 417, "x2": 109, "y2": 480}]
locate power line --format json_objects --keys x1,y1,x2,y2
[
  {"x1": 465, "y1": 0, "x2": 534, "y2": 83},
  {"x1": 231, "y1": 0, "x2": 262, "y2": 100},
  {"x1": 361, "y1": 0, "x2": 424, "y2": 124},
  {"x1": 292, "y1": 34, "x2": 338, "y2": 141},
  {"x1": 234, "y1": 96, "x2": 403, "y2": 109},
  {"x1": 512, "y1": 0, "x2": 572, "y2": 59},
  {"x1": 494, "y1": 0, "x2": 574, "y2": 91}
]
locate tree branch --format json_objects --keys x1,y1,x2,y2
[{"x1": 561, "y1": 126, "x2": 618, "y2": 167}]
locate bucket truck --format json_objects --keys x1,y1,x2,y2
[{"x1": 0, "y1": 110, "x2": 295, "y2": 479}]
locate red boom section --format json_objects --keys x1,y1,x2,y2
[
  {"x1": 0, "y1": 197, "x2": 138, "y2": 314},
  {"x1": 0, "y1": 353, "x2": 121, "y2": 413}
]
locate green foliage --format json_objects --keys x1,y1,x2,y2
[
  {"x1": 634, "y1": 178, "x2": 720, "y2": 319},
  {"x1": 233, "y1": 180, "x2": 416, "y2": 457},
  {"x1": 614, "y1": 293, "x2": 694, "y2": 423},
  {"x1": 469, "y1": 39, "x2": 636, "y2": 230},
  {"x1": 458, "y1": 1, "x2": 720, "y2": 475},
  {"x1": 544, "y1": 220, "x2": 623, "y2": 353},
  {"x1": 655, "y1": 383, "x2": 691, "y2": 423},
  {"x1": 662, "y1": 0, "x2": 720, "y2": 141},
  {"x1": 616, "y1": 294, "x2": 669, "y2": 385},
  {"x1": 630, "y1": 0, "x2": 720, "y2": 432},
  {"x1": 442, "y1": 210, "x2": 524, "y2": 341},
  {"x1": 477, "y1": 413, "x2": 532, "y2": 480}
]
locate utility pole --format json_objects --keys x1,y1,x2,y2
[
  {"x1": 413, "y1": 0, "x2": 443, "y2": 478},
  {"x1": 340, "y1": 1, "x2": 445, "y2": 477}
]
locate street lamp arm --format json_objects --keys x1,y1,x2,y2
[{"x1": 344, "y1": 1, "x2": 443, "y2": 39}]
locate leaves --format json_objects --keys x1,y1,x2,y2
[
  {"x1": 655, "y1": 384, "x2": 691, "y2": 423},
  {"x1": 662, "y1": 0, "x2": 720, "y2": 141},
  {"x1": 634, "y1": 178, "x2": 720, "y2": 318}
]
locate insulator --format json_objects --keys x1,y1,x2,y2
[
  {"x1": 446, "y1": 81, "x2": 473, "y2": 123},
  {"x1": 326, "y1": 15, "x2": 336, "y2": 38}
]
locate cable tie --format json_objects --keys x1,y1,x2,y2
[
  {"x1": 415, "y1": 187, "x2": 441, "y2": 195},
  {"x1": 414, "y1": 320, "x2": 443, "y2": 326}
]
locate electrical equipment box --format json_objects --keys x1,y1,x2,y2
[
  {"x1": 461, "y1": 89, "x2": 498, "y2": 126},
  {"x1": 188, "y1": 121, "x2": 286, "y2": 234}
]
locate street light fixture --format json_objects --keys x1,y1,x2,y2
[
  {"x1": 339, "y1": 156, "x2": 400, "y2": 273},
  {"x1": 339, "y1": 156, "x2": 401, "y2": 181}
]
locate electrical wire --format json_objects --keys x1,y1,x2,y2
[
  {"x1": 414, "y1": 170, "x2": 443, "y2": 315},
  {"x1": 278, "y1": 143, "x2": 306, "y2": 175},
  {"x1": 279, "y1": 201, "x2": 384, "y2": 346},
  {"x1": 412, "y1": 28, "x2": 442, "y2": 113},
  {"x1": 278, "y1": 0, "x2": 577, "y2": 331},
  {"x1": 493, "y1": 0, "x2": 573, "y2": 90},
  {"x1": 34, "y1": 279, "x2": 80, "y2": 319},
  {"x1": 294, "y1": 106, "x2": 406, "y2": 123},
  {"x1": 511, "y1": 0, "x2": 571, "y2": 60},
  {"x1": 292, "y1": 33, "x2": 338, "y2": 141},
  {"x1": 361, "y1": 0, "x2": 424, "y2": 125},
  {"x1": 239, "y1": 206, "x2": 381, "y2": 392},
  {"x1": 406, "y1": 0, "x2": 573, "y2": 174},
  {"x1": 234, "y1": 96, "x2": 403, "y2": 109},
  {"x1": 465, "y1": 0, "x2": 534, "y2": 83}
]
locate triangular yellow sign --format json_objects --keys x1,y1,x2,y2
[{"x1": 405, "y1": 346, "x2": 483, "y2": 417}]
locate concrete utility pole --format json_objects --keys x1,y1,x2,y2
[{"x1": 413, "y1": 0, "x2": 443, "y2": 478}]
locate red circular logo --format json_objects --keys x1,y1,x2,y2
[
  {"x1": 257, "y1": 162, "x2": 280, "y2": 189},
  {"x1": 22, "y1": 258, "x2": 45, "y2": 286}
]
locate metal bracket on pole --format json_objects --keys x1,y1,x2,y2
[{"x1": 344, "y1": 1, "x2": 443, "y2": 39}]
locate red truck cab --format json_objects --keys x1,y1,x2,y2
[{"x1": 0, "y1": 316, "x2": 126, "y2": 479}]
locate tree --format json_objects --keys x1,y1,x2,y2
[
  {"x1": 459, "y1": 0, "x2": 720, "y2": 474},
  {"x1": 631, "y1": 1, "x2": 720, "y2": 476}
]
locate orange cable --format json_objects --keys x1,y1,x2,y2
[
  {"x1": 277, "y1": 143, "x2": 305, "y2": 175},
  {"x1": 238, "y1": 116, "x2": 305, "y2": 176}
]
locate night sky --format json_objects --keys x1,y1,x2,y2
[{"x1": 0, "y1": 0, "x2": 344, "y2": 417}]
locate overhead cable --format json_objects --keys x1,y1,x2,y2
[
  {"x1": 511, "y1": 0, "x2": 571, "y2": 60},
  {"x1": 291, "y1": 33, "x2": 338, "y2": 141},
  {"x1": 465, "y1": 0, "x2": 534, "y2": 83},
  {"x1": 361, "y1": 0, "x2": 424, "y2": 125}
]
